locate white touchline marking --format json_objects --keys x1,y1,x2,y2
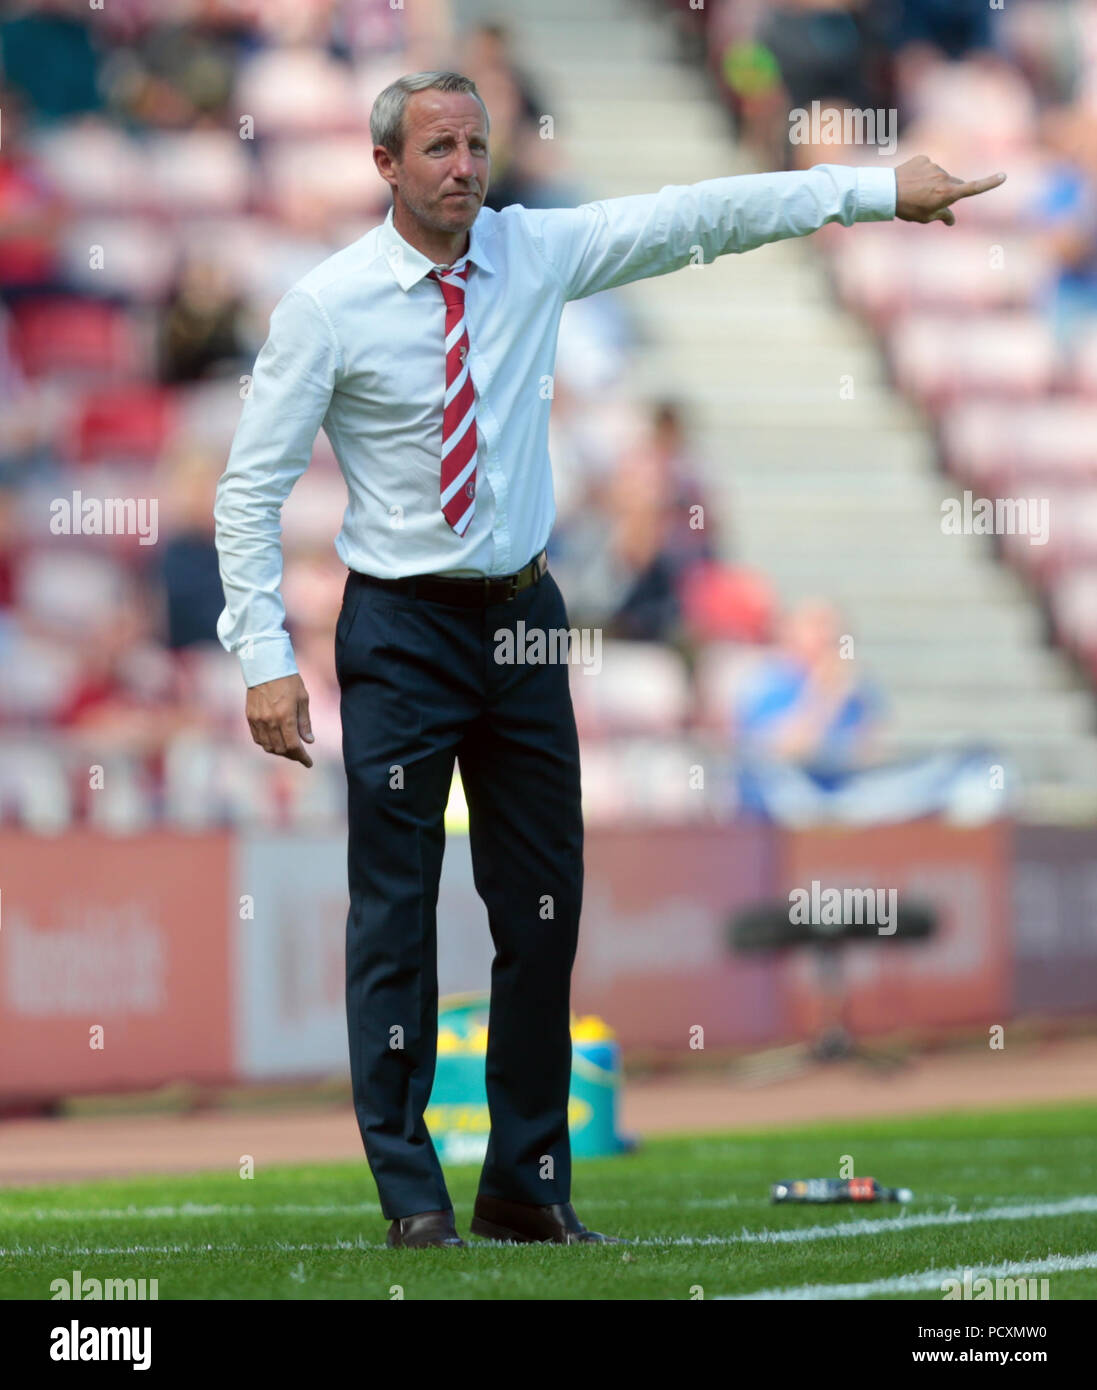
[
  {"x1": 719, "y1": 1250, "x2": 1097, "y2": 1300},
  {"x1": 0, "y1": 1200, "x2": 384, "y2": 1221},
  {"x1": 0, "y1": 1241, "x2": 389, "y2": 1256},
  {"x1": 0, "y1": 1190, "x2": 1059, "y2": 1224},
  {"x1": 632, "y1": 1194, "x2": 1097, "y2": 1246},
  {"x1": 3, "y1": 1194, "x2": 1097, "y2": 1258},
  {"x1": 0, "y1": 1194, "x2": 722, "y2": 1223},
  {"x1": 0, "y1": 1195, "x2": 714, "y2": 1223}
]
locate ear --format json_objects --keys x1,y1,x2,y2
[{"x1": 373, "y1": 144, "x2": 398, "y2": 189}]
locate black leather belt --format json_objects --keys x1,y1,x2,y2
[{"x1": 350, "y1": 549, "x2": 548, "y2": 607}]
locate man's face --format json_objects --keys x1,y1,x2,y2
[
  {"x1": 378, "y1": 90, "x2": 490, "y2": 237},
  {"x1": 781, "y1": 601, "x2": 840, "y2": 667}
]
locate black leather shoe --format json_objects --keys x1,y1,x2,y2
[
  {"x1": 386, "y1": 1209, "x2": 466, "y2": 1248},
  {"x1": 470, "y1": 1195, "x2": 624, "y2": 1244}
]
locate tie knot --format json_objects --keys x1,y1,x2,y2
[{"x1": 430, "y1": 258, "x2": 468, "y2": 287}]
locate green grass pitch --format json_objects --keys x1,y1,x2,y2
[{"x1": 2, "y1": 1100, "x2": 1095, "y2": 1300}]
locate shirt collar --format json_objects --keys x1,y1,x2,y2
[{"x1": 379, "y1": 203, "x2": 495, "y2": 291}]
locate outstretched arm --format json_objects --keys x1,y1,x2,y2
[
  {"x1": 521, "y1": 158, "x2": 1006, "y2": 301},
  {"x1": 521, "y1": 163, "x2": 897, "y2": 302}
]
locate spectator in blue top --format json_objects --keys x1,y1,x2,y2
[
  {"x1": 736, "y1": 597, "x2": 881, "y2": 771},
  {"x1": 1032, "y1": 103, "x2": 1097, "y2": 349}
]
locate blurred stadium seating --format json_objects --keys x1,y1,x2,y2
[{"x1": 2, "y1": 0, "x2": 1097, "y2": 833}]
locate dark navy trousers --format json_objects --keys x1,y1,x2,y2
[{"x1": 335, "y1": 561, "x2": 584, "y2": 1220}]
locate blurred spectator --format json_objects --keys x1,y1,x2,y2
[
  {"x1": 457, "y1": 19, "x2": 567, "y2": 209},
  {"x1": 98, "y1": 12, "x2": 244, "y2": 130},
  {"x1": 552, "y1": 401, "x2": 715, "y2": 643},
  {"x1": 734, "y1": 597, "x2": 881, "y2": 768},
  {"x1": 728, "y1": 599, "x2": 1003, "y2": 824},
  {"x1": 603, "y1": 401, "x2": 723, "y2": 641},
  {"x1": 0, "y1": 486, "x2": 19, "y2": 610},
  {"x1": 154, "y1": 447, "x2": 225, "y2": 649},
  {"x1": 756, "y1": 0, "x2": 884, "y2": 114},
  {"x1": 460, "y1": 21, "x2": 549, "y2": 129},
  {"x1": 158, "y1": 256, "x2": 247, "y2": 383},
  {"x1": 712, "y1": 0, "x2": 997, "y2": 168},
  {"x1": 0, "y1": 92, "x2": 69, "y2": 304},
  {"x1": 52, "y1": 584, "x2": 182, "y2": 757},
  {"x1": 0, "y1": 1, "x2": 103, "y2": 125},
  {"x1": 882, "y1": 0, "x2": 994, "y2": 62},
  {"x1": 717, "y1": 0, "x2": 895, "y2": 165},
  {"x1": 647, "y1": 400, "x2": 721, "y2": 572},
  {"x1": 1031, "y1": 103, "x2": 1097, "y2": 350},
  {"x1": 605, "y1": 507, "x2": 682, "y2": 642}
]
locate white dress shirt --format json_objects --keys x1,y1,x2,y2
[{"x1": 214, "y1": 163, "x2": 896, "y2": 686}]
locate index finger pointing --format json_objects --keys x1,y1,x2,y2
[{"x1": 950, "y1": 171, "x2": 1008, "y2": 201}]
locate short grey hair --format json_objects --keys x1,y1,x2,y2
[{"x1": 370, "y1": 71, "x2": 490, "y2": 159}]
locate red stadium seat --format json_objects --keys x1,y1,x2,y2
[
  {"x1": 567, "y1": 641, "x2": 691, "y2": 737},
  {"x1": 832, "y1": 226, "x2": 1054, "y2": 330},
  {"x1": 941, "y1": 399, "x2": 1097, "y2": 490},
  {"x1": 1000, "y1": 489, "x2": 1097, "y2": 582},
  {"x1": 887, "y1": 312, "x2": 1060, "y2": 412},
  {"x1": 894, "y1": 59, "x2": 1039, "y2": 162},
  {"x1": 60, "y1": 217, "x2": 178, "y2": 302},
  {"x1": 146, "y1": 132, "x2": 254, "y2": 215},
  {"x1": 11, "y1": 297, "x2": 139, "y2": 379},
  {"x1": 939, "y1": 399, "x2": 1017, "y2": 488},
  {"x1": 66, "y1": 384, "x2": 178, "y2": 464},
  {"x1": 261, "y1": 135, "x2": 390, "y2": 219},
  {"x1": 233, "y1": 48, "x2": 362, "y2": 134},
  {"x1": 31, "y1": 124, "x2": 146, "y2": 213}
]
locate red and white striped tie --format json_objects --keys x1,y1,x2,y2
[{"x1": 428, "y1": 257, "x2": 477, "y2": 536}]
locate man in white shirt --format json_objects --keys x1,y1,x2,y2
[{"x1": 213, "y1": 69, "x2": 1004, "y2": 1248}]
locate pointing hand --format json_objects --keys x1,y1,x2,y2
[{"x1": 894, "y1": 155, "x2": 1007, "y2": 226}]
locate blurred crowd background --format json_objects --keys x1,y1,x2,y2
[{"x1": 2, "y1": 0, "x2": 1096, "y2": 831}]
